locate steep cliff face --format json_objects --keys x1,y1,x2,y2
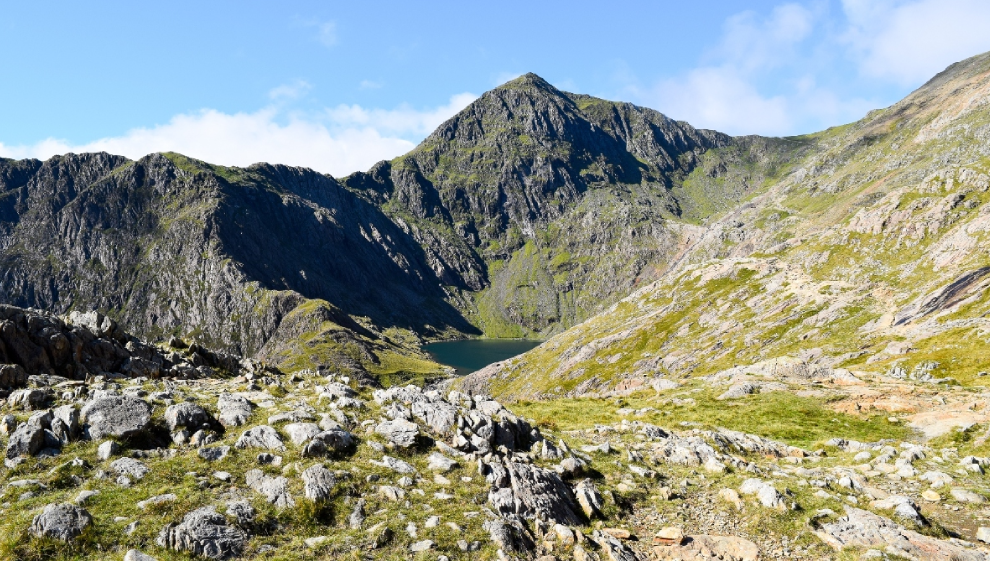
[
  {"x1": 0, "y1": 73, "x2": 804, "y2": 368},
  {"x1": 457, "y1": 51, "x2": 990, "y2": 401},
  {"x1": 0, "y1": 153, "x2": 473, "y2": 375},
  {"x1": 345, "y1": 73, "x2": 797, "y2": 336}
]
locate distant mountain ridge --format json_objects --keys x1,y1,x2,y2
[
  {"x1": 457, "y1": 50, "x2": 990, "y2": 401},
  {"x1": 0, "y1": 72, "x2": 822, "y2": 377}
]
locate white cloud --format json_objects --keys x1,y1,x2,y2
[
  {"x1": 324, "y1": 93, "x2": 478, "y2": 137},
  {"x1": 0, "y1": 93, "x2": 478, "y2": 177},
  {"x1": 269, "y1": 80, "x2": 312, "y2": 100},
  {"x1": 648, "y1": 68, "x2": 792, "y2": 134},
  {"x1": 620, "y1": 2, "x2": 882, "y2": 136},
  {"x1": 842, "y1": 0, "x2": 990, "y2": 85},
  {"x1": 359, "y1": 80, "x2": 383, "y2": 90},
  {"x1": 316, "y1": 20, "x2": 337, "y2": 47}
]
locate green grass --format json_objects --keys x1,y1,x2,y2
[{"x1": 511, "y1": 388, "x2": 914, "y2": 449}]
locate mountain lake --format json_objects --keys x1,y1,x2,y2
[{"x1": 422, "y1": 339, "x2": 542, "y2": 375}]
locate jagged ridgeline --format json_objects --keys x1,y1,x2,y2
[
  {"x1": 0, "y1": 73, "x2": 800, "y2": 375},
  {"x1": 458, "y1": 51, "x2": 990, "y2": 402}
]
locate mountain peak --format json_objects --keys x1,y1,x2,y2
[{"x1": 497, "y1": 72, "x2": 557, "y2": 93}]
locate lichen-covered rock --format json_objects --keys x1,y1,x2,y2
[
  {"x1": 301, "y1": 464, "x2": 336, "y2": 502},
  {"x1": 245, "y1": 469, "x2": 294, "y2": 508},
  {"x1": 111, "y1": 458, "x2": 150, "y2": 480},
  {"x1": 157, "y1": 506, "x2": 247, "y2": 560},
  {"x1": 235, "y1": 425, "x2": 284, "y2": 451},
  {"x1": 6, "y1": 423, "x2": 45, "y2": 459},
  {"x1": 375, "y1": 419, "x2": 419, "y2": 447},
  {"x1": 164, "y1": 402, "x2": 215, "y2": 432},
  {"x1": 217, "y1": 393, "x2": 252, "y2": 427},
  {"x1": 484, "y1": 461, "x2": 583, "y2": 525},
  {"x1": 30, "y1": 503, "x2": 92, "y2": 541},
  {"x1": 80, "y1": 395, "x2": 152, "y2": 440},
  {"x1": 817, "y1": 507, "x2": 987, "y2": 561}
]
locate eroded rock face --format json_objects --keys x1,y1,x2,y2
[
  {"x1": 80, "y1": 395, "x2": 152, "y2": 440},
  {"x1": 816, "y1": 507, "x2": 988, "y2": 561},
  {"x1": 245, "y1": 469, "x2": 294, "y2": 508},
  {"x1": 157, "y1": 506, "x2": 247, "y2": 560},
  {"x1": 301, "y1": 464, "x2": 336, "y2": 502},
  {"x1": 5, "y1": 423, "x2": 45, "y2": 459},
  {"x1": 235, "y1": 425, "x2": 284, "y2": 452},
  {"x1": 165, "y1": 402, "x2": 215, "y2": 432},
  {"x1": 30, "y1": 503, "x2": 92, "y2": 541},
  {"x1": 485, "y1": 461, "x2": 583, "y2": 525},
  {"x1": 375, "y1": 419, "x2": 419, "y2": 448},
  {"x1": 217, "y1": 394, "x2": 252, "y2": 427}
]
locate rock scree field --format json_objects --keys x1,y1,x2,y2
[{"x1": 4, "y1": 51, "x2": 990, "y2": 560}]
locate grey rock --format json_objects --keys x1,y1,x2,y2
[
  {"x1": 0, "y1": 363, "x2": 28, "y2": 389},
  {"x1": 29, "y1": 503, "x2": 92, "y2": 541},
  {"x1": 245, "y1": 469, "x2": 294, "y2": 508},
  {"x1": 284, "y1": 422, "x2": 321, "y2": 446},
  {"x1": 124, "y1": 550, "x2": 158, "y2": 561},
  {"x1": 235, "y1": 425, "x2": 284, "y2": 451},
  {"x1": 485, "y1": 461, "x2": 583, "y2": 525},
  {"x1": 0, "y1": 413, "x2": 16, "y2": 435},
  {"x1": 138, "y1": 494, "x2": 177, "y2": 510},
  {"x1": 951, "y1": 488, "x2": 986, "y2": 504},
  {"x1": 374, "y1": 455, "x2": 416, "y2": 474},
  {"x1": 267, "y1": 410, "x2": 315, "y2": 425},
  {"x1": 52, "y1": 405, "x2": 80, "y2": 440},
  {"x1": 97, "y1": 440, "x2": 121, "y2": 460},
  {"x1": 301, "y1": 429, "x2": 355, "y2": 457},
  {"x1": 483, "y1": 518, "x2": 534, "y2": 555},
  {"x1": 217, "y1": 393, "x2": 252, "y2": 427},
  {"x1": 410, "y1": 540, "x2": 435, "y2": 552},
  {"x1": 594, "y1": 529, "x2": 642, "y2": 561},
  {"x1": 198, "y1": 446, "x2": 231, "y2": 462},
  {"x1": 302, "y1": 464, "x2": 337, "y2": 501},
  {"x1": 164, "y1": 402, "x2": 214, "y2": 431},
  {"x1": 375, "y1": 419, "x2": 419, "y2": 447},
  {"x1": 739, "y1": 478, "x2": 786, "y2": 510},
  {"x1": 157, "y1": 506, "x2": 247, "y2": 560},
  {"x1": 718, "y1": 382, "x2": 759, "y2": 400},
  {"x1": 80, "y1": 395, "x2": 152, "y2": 440},
  {"x1": 111, "y1": 458, "x2": 150, "y2": 480},
  {"x1": 575, "y1": 478, "x2": 604, "y2": 518},
  {"x1": 817, "y1": 507, "x2": 986, "y2": 561},
  {"x1": 6, "y1": 423, "x2": 45, "y2": 459},
  {"x1": 427, "y1": 451, "x2": 458, "y2": 472}
]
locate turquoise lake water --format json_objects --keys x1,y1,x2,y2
[{"x1": 422, "y1": 339, "x2": 542, "y2": 375}]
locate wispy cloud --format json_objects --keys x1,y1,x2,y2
[
  {"x1": 359, "y1": 80, "x2": 383, "y2": 90},
  {"x1": 620, "y1": 0, "x2": 990, "y2": 136},
  {"x1": 842, "y1": 0, "x2": 990, "y2": 85},
  {"x1": 315, "y1": 20, "x2": 337, "y2": 47},
  {"x1": 0, "y1": 91, "x2": 478, "y2": 177},
  {"x1": 268, "y1": 80, "x2": 312, "y2": 101}
]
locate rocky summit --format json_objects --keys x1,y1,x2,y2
[{"x1": 4, "y1": 50, "x2": 990, "y2": 560}]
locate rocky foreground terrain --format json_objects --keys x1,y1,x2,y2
[{"x1": 4, "y1": 305, "x2": 990, "y2": 560}]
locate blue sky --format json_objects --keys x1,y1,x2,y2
[{"x1": 2, "y1": 0, "x2": 990, "y2": 176}]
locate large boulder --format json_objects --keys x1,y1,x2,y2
[
  {"x1": 235, "y1": 425, "x2": 284, "y2": 451},
  {"x1": 6, "y1": 423, "x2": 45, "y2": 459},
  {"x1": 80, "y1": 395, "x2": 152, "y2": 440},
  {"x1": 164, "y1": 402, "x2": 215, "y2": 432},
  {"x1": 217, "y1": 393, "x2": 252, "y2": 427},
  {"x1": 157, "y1": 506, "x2": 247, "y2": 560},
  {"x1": 29, "y1": 503, "x2": 92, "y2": 541},
  {"x1": 484, "y1": 461, "x2": 583, "y2": 525},
  {"x1": 817, "y1": 507, "x2": 987, "y2": 561},
  {"x1": 0, "y1": 364, "x2": 28, "y2": 388},
  {"x1": 375, "y1": 419, "x2": 419, "y2": 448},
  {"x1": 302, "y1": 464, "x2": 337, "y2": 502}
]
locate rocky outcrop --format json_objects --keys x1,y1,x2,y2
[
  {"x1": 30, "y1": 503, "x2": 92, "y2": 541},
  {"x1": 157, "y1": 506, "x2": 247, "y2": 560}
]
